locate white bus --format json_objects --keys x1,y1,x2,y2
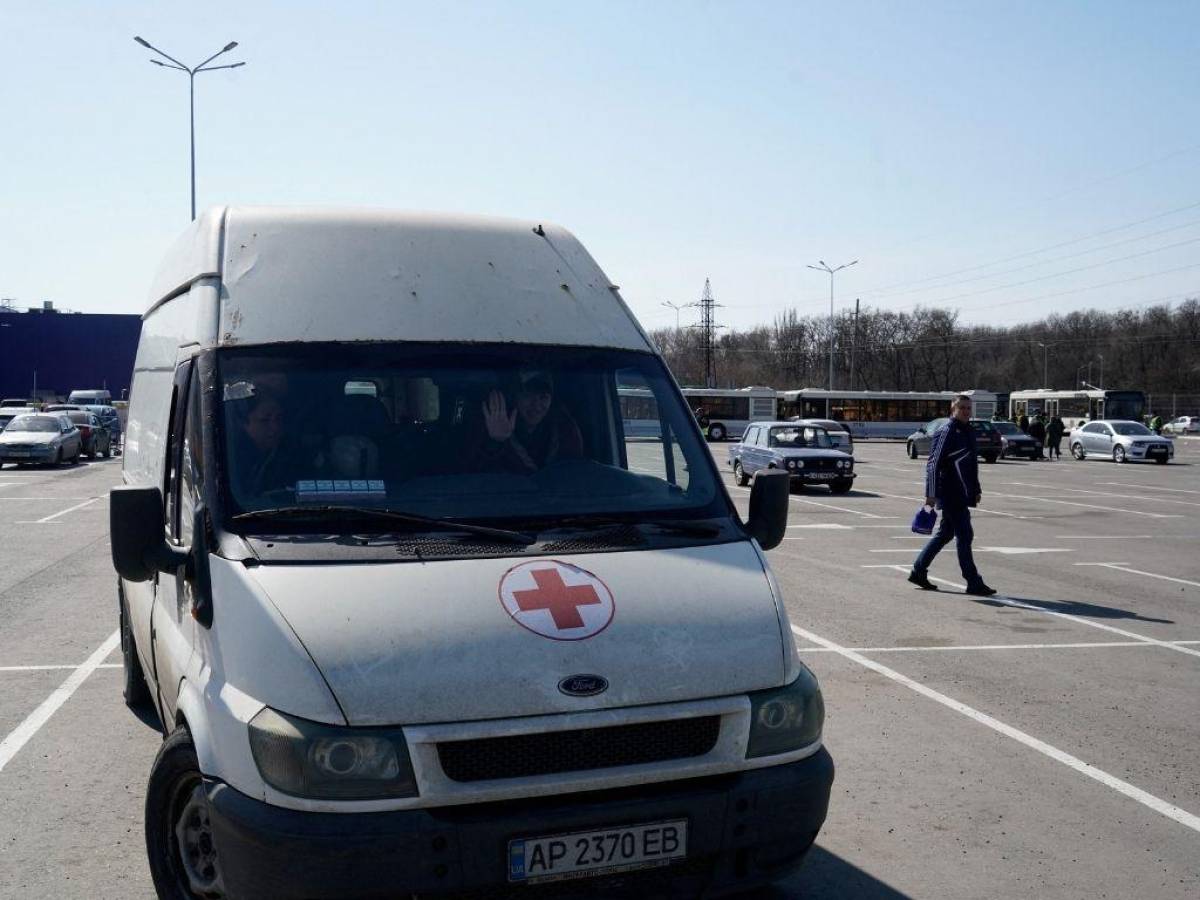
[
  {"x1": 776, "y1": 389, "x2": 997, "y2": 439},
  {"x1": 1009, "y1": 389, "x2": 1145, "y2": 429},
  {"x1": 618, "y1": 386, "x2": 776, "y2": 441}
]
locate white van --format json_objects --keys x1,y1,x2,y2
[
  {"x1": 68, "y1": 388, "x2": 113, "y2": 406},
  {"x1": 112, "y1": 207, "x2": 832, "y2": 899}
]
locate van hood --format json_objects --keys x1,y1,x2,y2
[{"x1": 245, "y1": 541, "x2": 787, "y2": 726}]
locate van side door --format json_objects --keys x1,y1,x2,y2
[{"x1": 151, "y1": 360, "x2": 200, "y2": 725}]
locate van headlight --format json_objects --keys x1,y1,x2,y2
[
  {"x1": 746, "y1": 666, "x2": 824, "y2": 758},
  {"x1": 248, "y1": 707, "x2": 418, "y2": 799}
]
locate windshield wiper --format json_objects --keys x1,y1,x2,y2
[
  {"x1": 526, "y1": 515, "x2": 722, "y2": 538},
  {"x1": 231, "y1": 506, "x2": 535, "y2": 545}
]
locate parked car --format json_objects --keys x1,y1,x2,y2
[
  {"x1": 1, "y1": 398, "x2": 40, "y2": 409},
  {"x1": 1162, "y1": 415, "x2": 1200, "y2": 436},
  {"x1": 0, "y1": 407, "x2": 39, "y2": 431},
  {"x1": 730, "y1": 421, "x2": 855, "y2": 493},
  {"x1": 906, "y1": 418, "x2": 1002, "y2": 463},
  {"x1": 1070, "y1": 420, "x2": 1174, "y2": 464},
  {"x1": 110, "y1": 207, "x2": 831, "y2": 899},
  {"x1": 42, "y1": 404, "x2": 84, "y2": 412},
  {"x1": 88, "y1": 405, "x2": 123, "y2": 451},
  {"x1": 992, "y1": 421, "x2": 1040, "y2": 459},
  {"x1": 64, "y1": 409, "x2": 112, "y2": 459},
  {"x1": 791, "y1": 418, "x2": 853, "y2": 451},
  {"x1": 0, "y1": 413, "x2": 82, "y2": 467}
]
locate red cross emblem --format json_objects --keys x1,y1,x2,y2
[{"x1": 499, "y1": 561, "x2": 615, "y2": 641}]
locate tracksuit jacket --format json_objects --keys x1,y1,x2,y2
[{"x1": 925, "y1": 419, "x2": 980, "y2": 509}]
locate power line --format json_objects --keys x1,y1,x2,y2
[
  {"x1": 855, "y1": 199, "x2": 1200, "y2": 298},
  {"x1": 861, "y1": 217, "x2": 1200, "y2": 302}
]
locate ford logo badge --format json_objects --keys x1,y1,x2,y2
[{"x1": 558, "y1": 674, "x2": 608, "y2": 697}]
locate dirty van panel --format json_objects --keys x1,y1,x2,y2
[{"x1": 217, "y1": 209, "x2": 650, "y2": 351}]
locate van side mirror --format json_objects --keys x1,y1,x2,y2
[
  {"x1": 746, "y1": 469, "x2": 789, "y2": 551},
  {"x1": 109, "y1": 486, "x2": 188, "y2": 582}
]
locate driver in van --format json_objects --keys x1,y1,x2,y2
[
  {"x1": 231, "y1": 392, "x2": 297, "y2": 498},
  {"x1": 476, "y1": 370, "x2": 583, "y2": 473}
]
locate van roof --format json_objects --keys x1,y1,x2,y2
[{"x1": 149, "y1": 206, "x2": 653, "y2": 352}]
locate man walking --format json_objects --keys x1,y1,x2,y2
[
  {"x1": 908, "y1": 394, "x2": 997, "y2": 596},
  {"x1": 1029, "y1": 413, "x2": 1046, "y2": 460}
]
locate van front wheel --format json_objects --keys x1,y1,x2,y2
[{"x1": 146, "y1": 726, "x2": 227, "y2": 899}]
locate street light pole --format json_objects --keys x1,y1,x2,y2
[
  {"x1": 1036, "y1": 341, "x2": 1050, "y2": 388},
  {"x1": 134, "y1": 36, "x2": 246, "y2": 220},
  {"x1": 807, "y1": 259, "x2": 858, "y2": 391},
  {"x1": 660, "y1": 300, "x2": 692, "y2": 330}
]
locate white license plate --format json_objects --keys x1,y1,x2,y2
[
  {"x1": 806, "y1": 472, "x2": 837, "y2": 480},
  {"x1": 508, "y1": 819, "x2": 687, "y2": 884},
  {"x1": 5, "y1": 451, "x2": 30, "y2": 457}
]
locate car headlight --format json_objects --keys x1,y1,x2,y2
[
  {"x1": 794, "y1": 459, "x2": 804, "y2": 469},
  {"x1": 746, "y1": 666, "x2": 824, "y2": 758},
  {"x1": 248, "y1": 707, "x2": 418, "y2": 800}
]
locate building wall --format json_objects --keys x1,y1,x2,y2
[{"x1": 0, "y1": 310, "x2": 141, "y2": 402}]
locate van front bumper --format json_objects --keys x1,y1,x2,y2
[{"x1": 205, "y1": 747, "x2": 834, "y2": 899}]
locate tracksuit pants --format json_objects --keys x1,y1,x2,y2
[{"x1": 913, "y1": 502, "x2": 980, "y2": 584}]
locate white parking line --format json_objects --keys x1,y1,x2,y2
[
  {"x1": 866, "y1": 489, "x2": 1040, "y2": 520},
  {"x1": 790, "y1": 622, "x2": 1200, "y2": 835},
  {"x1": 16, "y1": 496, "x2": 101, "y2": 524},
  {"x1": 727, "y1": 483, "x2": 895, "y2": 520},
  {"x1": 988, "y1": 490, "x2": 1183, "y2": 519},
  {"x1": 0, "y1": 664, "x2": 121, "y2": 672},
  {"x1": 1054, "y1": 535, "x2": 1155, "y2": 540},
  {"x1": 0, "y1": 631, "x2": 120, "y2": 773},
  {"x1": 1005, "y1": 482, "x2": 1200, "y2": 508},
  {"x1": 1102, "y1": 482, "x2": 1200, "y2": 496},
  {"x1": 796, "y1": 639, "x2": 1200, "y2": 653},
  {"x1": 865, "y1": 564, "x2": 1200, "y2": 659},
  {"x1": 1074, "y1": 563, "x2": 1200, "y2": 589}
]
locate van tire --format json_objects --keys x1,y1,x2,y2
[
  {"x1": 708, "y1": 423, "x2": 726, "y2": 442},
  {"x1": 146, "y1": 726, "x2": 225, "y2": 900},
  {"x1": 119, "y1": 585, "x2": 152, "y2": 709}
]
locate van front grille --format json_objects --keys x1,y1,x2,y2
[{"x1": 437, "y1": 716, "x2": 721, "y2": 783}]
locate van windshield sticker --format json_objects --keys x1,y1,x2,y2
[
  {"x1": 224, "y1": 381, "x2": 256, "y2": 401},
  {"x1": 296, "y1": 479, "x2": 386, "y2": 502}
]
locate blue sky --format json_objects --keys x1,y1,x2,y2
[{"x1": 2, "y1": 1, "x2": 1198, "y2": 330}]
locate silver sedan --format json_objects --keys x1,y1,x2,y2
[
  {"x1": 0, "y1": 413, "x2": 83, "y2": 467},
  {"x1": 1069, "y1": 420, "x2": 1174, "y2": 464}
]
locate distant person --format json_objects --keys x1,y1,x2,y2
[
  {"x1": 908, "y1": 394, "x2": 996, "y2": 597},
  {"x1": 1019, "y1": 413, "x2": 1030, "y2": 433},
  {"x1": 477, "y1": 371, "x2": 583, "y2": 473},
  {"x1": 693, "y1": 406, "x2": 711, "y2": 431},
  {"x1": 1046, "y1": 415, "x2": 1065, "y2": 460},
  {"x1": 1151, "y1": 414, "x2": 1163, "y2": 435},
  {"x1": 1029, "y1": 414, "x2": 1046, "y2": 459}
]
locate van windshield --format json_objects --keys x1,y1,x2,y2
[{"x1": 216, "y1": 343, "x2": 724, "y2": 528}]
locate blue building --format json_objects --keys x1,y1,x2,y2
[{"x1": 0, "y1": 303, "x2": 141, "y2": 402}]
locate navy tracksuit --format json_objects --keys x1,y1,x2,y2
[{"x1": 913, "y1": 418, "x2": 983, "y2": 585}]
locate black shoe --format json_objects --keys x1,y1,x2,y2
[
  {"x1": 907, "y1": 571, "x2": 938, "y2": 591},
  {"x1": 965, "y1": 581, "x2": 997, "y2": 597}
]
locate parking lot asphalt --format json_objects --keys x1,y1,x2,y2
[{"x1": 0, "y1": 439, "x2": 1197, "y2": 899}]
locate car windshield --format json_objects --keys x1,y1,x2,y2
[
  {"x1": 769, "y1": 426, "x2": 832, "y2": 449},
  {"x1": 1112, "y1": 422, "x2": 1152, "y2": 436},
  {"x1": 8, "y1": 416, "x2": 60, "y2": 433},
  {"x1": 216, "y1": 342, "x2": 724, "y2": 528},
  {"x1": 993, "y1": 422, "x2": 1022, "y2": 435},
  {"x1": 971, "y1": 421, "x2": 995, "y2": 432}
]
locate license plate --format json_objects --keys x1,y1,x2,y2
[
  {"x1": 806, "y1": 472, "x2": 837, "y2": 480},
  {"x1": 1148, "y1": 447, "x2": 1166, "y2": 454},
  {"x1": 508, "y1": 819, "x2": 687, "y2": 884},
  {"x1": 5, "y1": 450, "x2": 30, "y2": 457}
]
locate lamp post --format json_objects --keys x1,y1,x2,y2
[
  {"x1": 133, "y1": 36, "x2": 247, "y2": 220},
  {"x1": 660, "y1": 300, "x2": 692, "y2": 330},
  {"x1": 1076, "y1": 362, "x2": 1091, "y2": 388},
  {"x1": 1035, "y1": 341, "x2": 1052, "y2": 388},
  {"x1": 807, "y1": 259, "x2": 858, "y2": 391}
]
